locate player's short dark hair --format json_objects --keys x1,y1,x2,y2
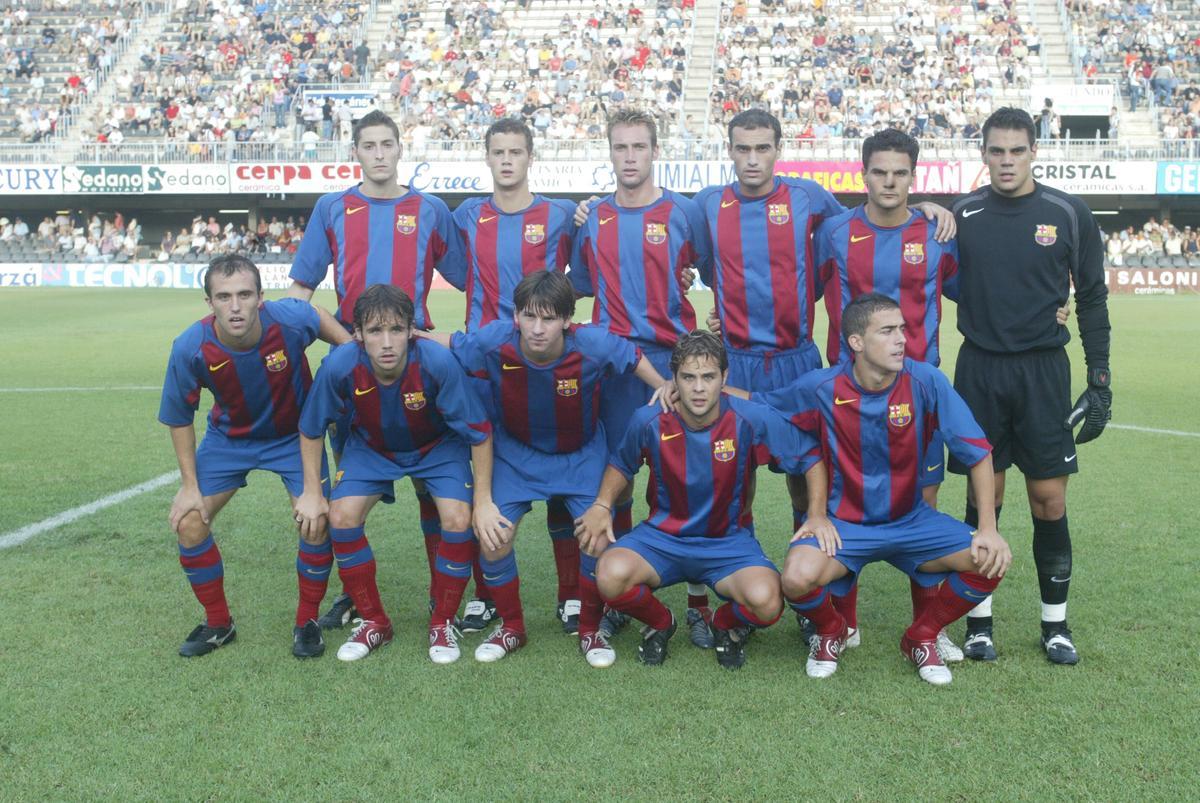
[
  {"x1": 728, "y1": 108, "x2": 782, "y2": 146},
  {"x1": 670, "y1": 330, "x2": 728, "y2": 376},
  {"x1": 607, "y1": 108, "x2": 657, "y2": 148},
  {"x1": 982, "y1": 106, "x2": 1036, "y2": 149},
  {"x1": 353, "y1": 283, "x2": 414, "y2": 331},
  {"x1": 485, "y1": 117, "x2": 534, "y2": 152},
  {"x1": 841, "y1": 292, "x2": 901, "y2": 341},
  {"x1": 513, "y1": 271, "x2": 575, "y2": 320},
  {"x1": 862, "y1": 127, "x2": 919, "y2": 170},
  {"x1": 204, "y1": 254, "x2": 261, "y2": 297},
  {"x1": 352, "y1": 110, "x2": 401, "y2": 145}
]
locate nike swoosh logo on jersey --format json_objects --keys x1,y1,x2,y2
[
  {"x1": 926, "y1": 463, "x2": 942, "y2": 472},
  {"x1": 1064, "y1": 453, "x2": 1077, "y2": 462},
  {"x1": 346, "y1": 205, "x2": 367, "y2": 215},
  {"x1": 850, "y1": 234, "x2": 872, "y2": 243},
  {"x1": 208, "y1": 360, "x2": 230, "y2": 372},
  {"x1": 660, "y1": 432, "x2": 683, "y2": 441},
  {"x1": 962, "y1": 208, "x2": 984, "y2": 218},
  {"x1": 721, "y1": 199, "x2": 738, "y2": 208},
  {"x1": 478, "y1": 215, "x2": 497, "y2": 223},
  {"x1": 834, "y1": 396, "x2": 858, "y2": 405},
  {"x1": 354, "y1": 386, "x2": 376, "y2": 396},
  {"x1": 502, "y1": 363, "x2": 523, "y2": 371},
  {"x1": 599, "y1": 215, "x2": 616, "y2": 225}
]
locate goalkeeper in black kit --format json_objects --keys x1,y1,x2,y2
[{"x1": 949, "y1": 107, "x2": 1111, "y2": 666}]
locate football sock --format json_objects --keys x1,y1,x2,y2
[
  {"x1": 547, "y1": 498, "x2": 579, "y2": 602},
  {"x1": 330, "y1": 525, "x2": 387, "y2": 626},
  {"x1": 832, "y1": 582, "x2": 859, "y2": 630},
  {"x1": 604, "y1": 584, "x2": 672, "y2": 632},
  {"x1": 613, "y1": 499, "x2": 633, "y2": 539},
  {"x1": 432, "y1": 528, "x2": 474, "y2": 623},
  {"x1": 713, "y1": 601, "x2": 780, "y2": 631},
  {"x1": 471, "y1": 557, "x2": 490, "y2": 602},
  {"x1": 908, "y1": 572, "x2": 1002, "y2": 641},
  {"x1": 1033, "y1": 513, "x2": 1071, "y2": 623},
  {"x1": 910, "y1": 579, "x2": 939, "y2": 624},
  {"x1": 179, "y1": 534, "x2": 231, "y2": 628},
  {"x1": 416, "y1": 489, "x2": 441, "y2": 597},
  {"x1": 686, "y1": 582, "x2": 709, "y2": 610},
  {"x1": 785, "y1": 587, "x2": 845, "y2": 637},
  {"x1": 577, "y1": 553, "x2": 604, "y2": 636},
  {"x1": 480, "y1": 551, "x2": 524, "y2": 635},
  {"x1": 964, "y1": 502, "x2": 1003, "y2": 528},
  {"x1": 965, "y1": 592, "x2": 993, "y2": 633},
  {"x1": 295, "y1": 538, "x2": 333, "y2": 626}
]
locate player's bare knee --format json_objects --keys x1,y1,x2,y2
[
  {"x1": 299, "y1": 524, "x2": 329, "y2": 547},
  {"x1": 440, "y1": 504, "x2": 471, "y2": 532},
  {"x1": 327, "y1": 504, "x2": 362, "y2": 531},
  {"x1": 743, "y1": 584, "x2": 783, "y2": 621},
  {"x1": 175, "y1": 511, "x2": 210, "y2": 547},
  {"x1": 781, "y1": 562, "x2": 821, "y2": 599},
  {"x1": 595, "y1": 554, "x2": 634, "y2": 599}
]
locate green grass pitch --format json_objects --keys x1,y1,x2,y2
[{"x1": 0, "y1": 288, "x2": 1197, "y2": 800}]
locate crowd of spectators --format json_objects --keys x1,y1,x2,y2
[
  {"x1": 1105, "y1": 217, "x2": 1200, "y2": 266},
  {"x1": 0, "y1": 210, "x2": 141, "y2": 261},
  {"x1": 709, "y1": 0, "x2": 1044, "y2": 141},
  {"x1": 156, "y1": 213, "x2": 305, "y2": 260},
  {"x1": 377, "y1": 0, "x2": 695, "y2": 145}
]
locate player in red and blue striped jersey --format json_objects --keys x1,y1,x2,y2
[
  {"x1": 451, "y1": 118, "x2": 581, "y2": 635},
  {"x1": 422, "y1": 271, "x2": 667, "y2": 665},
  {"x1": 747, "y1": 294, "x2": 1012, "y2": 685},
  {"x1": 576, "y1": 332, "x2": 824, "y2": 670},
  {"x1": 159, "y1": 256, "x2": 350, "y2": 659},
  {"x1": 569, "y1": 108, "x2": 716, "y2": 640},
  {"x1": 293, "y1": 285, "x2": 495, "y2": 665}
]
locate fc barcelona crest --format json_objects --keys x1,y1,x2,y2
[
  {"x1": 713, "y1": 438, "x2": 736, "y2": 462},
  {"x1": 556, "y1": 378, "x2": 579, "y2": 397},
  {"x1": 404, "y1": 391, "x2": 426, "y2": 410},
  {"x1": 1034, "y1": 224, "x2": 1057, "y2": 246},
  {"x1": 768, "y1": 203, "x2": 790, "y2": 225},
  {"x1": 888, "y1": 403, "x2": 912, "y2": 428},
  {"x1": 264, "y1": 349, "x2": 288, "y2": 372},
  {"x1": 903, "y1": 242, "x2": 925, "y2": 265},
  {"x1": 524, "y1": 223, "x2": 545, "y2": 245},
  {"x1": 644, "y1": 222, "x2": 667, "y2": 245},
  {"x1": 396, "y1": 214, "x2": 417, "y2": 235}
]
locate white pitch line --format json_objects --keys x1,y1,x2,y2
[
  {"x1": 0, "y1": 471, "x2": 179, "y2": 549},
  {"x1": 0, "y1": 386, "x2": 159, "y2": 392},
  {"x1": 1109, "y1": 423, "x2": 1200, "y2": 438}
]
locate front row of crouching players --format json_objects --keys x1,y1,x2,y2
[{"x1": 293, "y1": 283, "x2": 495, "y2": 664}]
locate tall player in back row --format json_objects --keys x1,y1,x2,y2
[
  {"x1": 451, "y1": 118, "x2": 582, "y2": 636},
  {"x1": 951, "y1": 107, "x2": 1111, "y2": 665},
  {"x1": 287, "y1": 110, "x2": 465, "y2": 631}
]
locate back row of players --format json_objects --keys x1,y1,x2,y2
[{"x1": 161, "y1": 107, "x2": 1111, "y2": 683}]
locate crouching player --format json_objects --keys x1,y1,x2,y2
[
  {"x1": 159, "y1": 255, "x2": 350, "y2": 658},
  {"x1": 422, "y1": 271, "x2": 668, "y2": 665},
  {"x1": 752, "y1": 294, "x2": 1011, "y2": 684},
  {"x1": 576, "y1": 331, "x2": 822, "y2": 669},
  {"x1": 294, "y1": 284, "x2": 494, "y2": 664}
]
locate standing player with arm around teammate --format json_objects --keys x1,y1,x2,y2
[
  {"x1": 752, "y1": 294, "x2": 1012, "y2": 685},
  {"x1": 576, "y1": 331, "x2": 823, "y2": 670},
  {"x1": 293, "y1": 285, "x2": 494, "y2": 664},
  {"x1": 950, "y1": 107, "x2": 1111, "y2": 665},
  {"x1": 422, "y1": 271, "x2": 668, "y2": 665},
  {"x1": 569, "y1": 108, "x2": 713, "y2": 644},
  {"x1": 287, "y1": 109, "x2": 466, "y2": 631},
  {"x1": 692, "y1": 110, "x2": 955, "y2": 643},
  {"x1": 451, "y1": 118, "x2": 583, "y2": 636},
  {"x1": 159, "y1": 255, "x2": 350, "y2": 659}
]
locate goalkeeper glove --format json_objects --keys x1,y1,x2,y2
[{"x1": 1065, "y1": 366, "x2": 1111, "y2": 445}]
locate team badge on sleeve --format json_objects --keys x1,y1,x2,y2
[
  {"x1": 404, "y1": 391, "x2": 427, "y2": 410},
  {"x1": 644, "y1": 222, "x2": 667, "y2": 245},
  {"x1": 1035, "y1": 224, "x2": 1057, "y2": 246},
  {"x1": 903, "y1": 242, "x2": 925, "y2": 265},
  {"x1": 713, "y1": 438, "x2": 736, "y2": 462},
  {"x1": 556, "y1": 378, "x2": 579, "y2": 397},
  {"x1": 888, "y1": 403, "x2": 913, "y2": 428},
  {"x1": 264, "y1": 349, "x2": 288, "y2": 372},
  {"x1": 524, "y1": 223, "x2": 545, "y2": 244},
  {"x1": 396, "y1": 214, "x2": 417, "y2": 235},
  {"x1": 768, "y1": 203, "x2": 790, "y2": 225}
]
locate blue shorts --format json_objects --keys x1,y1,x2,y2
[
  {"x1": 791, "y1": 503, "x2": 973, "y2": 596},
  {"x1": 493, "y1": 427, "x2": 606, "y2": 523},
  {"x1": 331, "y1": 434, "x2": 474, "y2": 504},
  {"x1": 726, "y1": 341, "x2": 821, "y2": 394},
  {"x1": 601, "y1": 343, "x2": 671, "y2": 452},
  {"x1": 196, "y1": 429, "x2": 329, "y2": 499},
  {"x1": 920, "y1": 430, "x2": 945, "y2": 488},
  {"x1": 616, "y1": 523, "x2": 776, "y2": 590}
]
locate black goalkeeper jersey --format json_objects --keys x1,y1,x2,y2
[{"x1": 951, "y1": 181, "x2": 1110, "y2": 368}]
